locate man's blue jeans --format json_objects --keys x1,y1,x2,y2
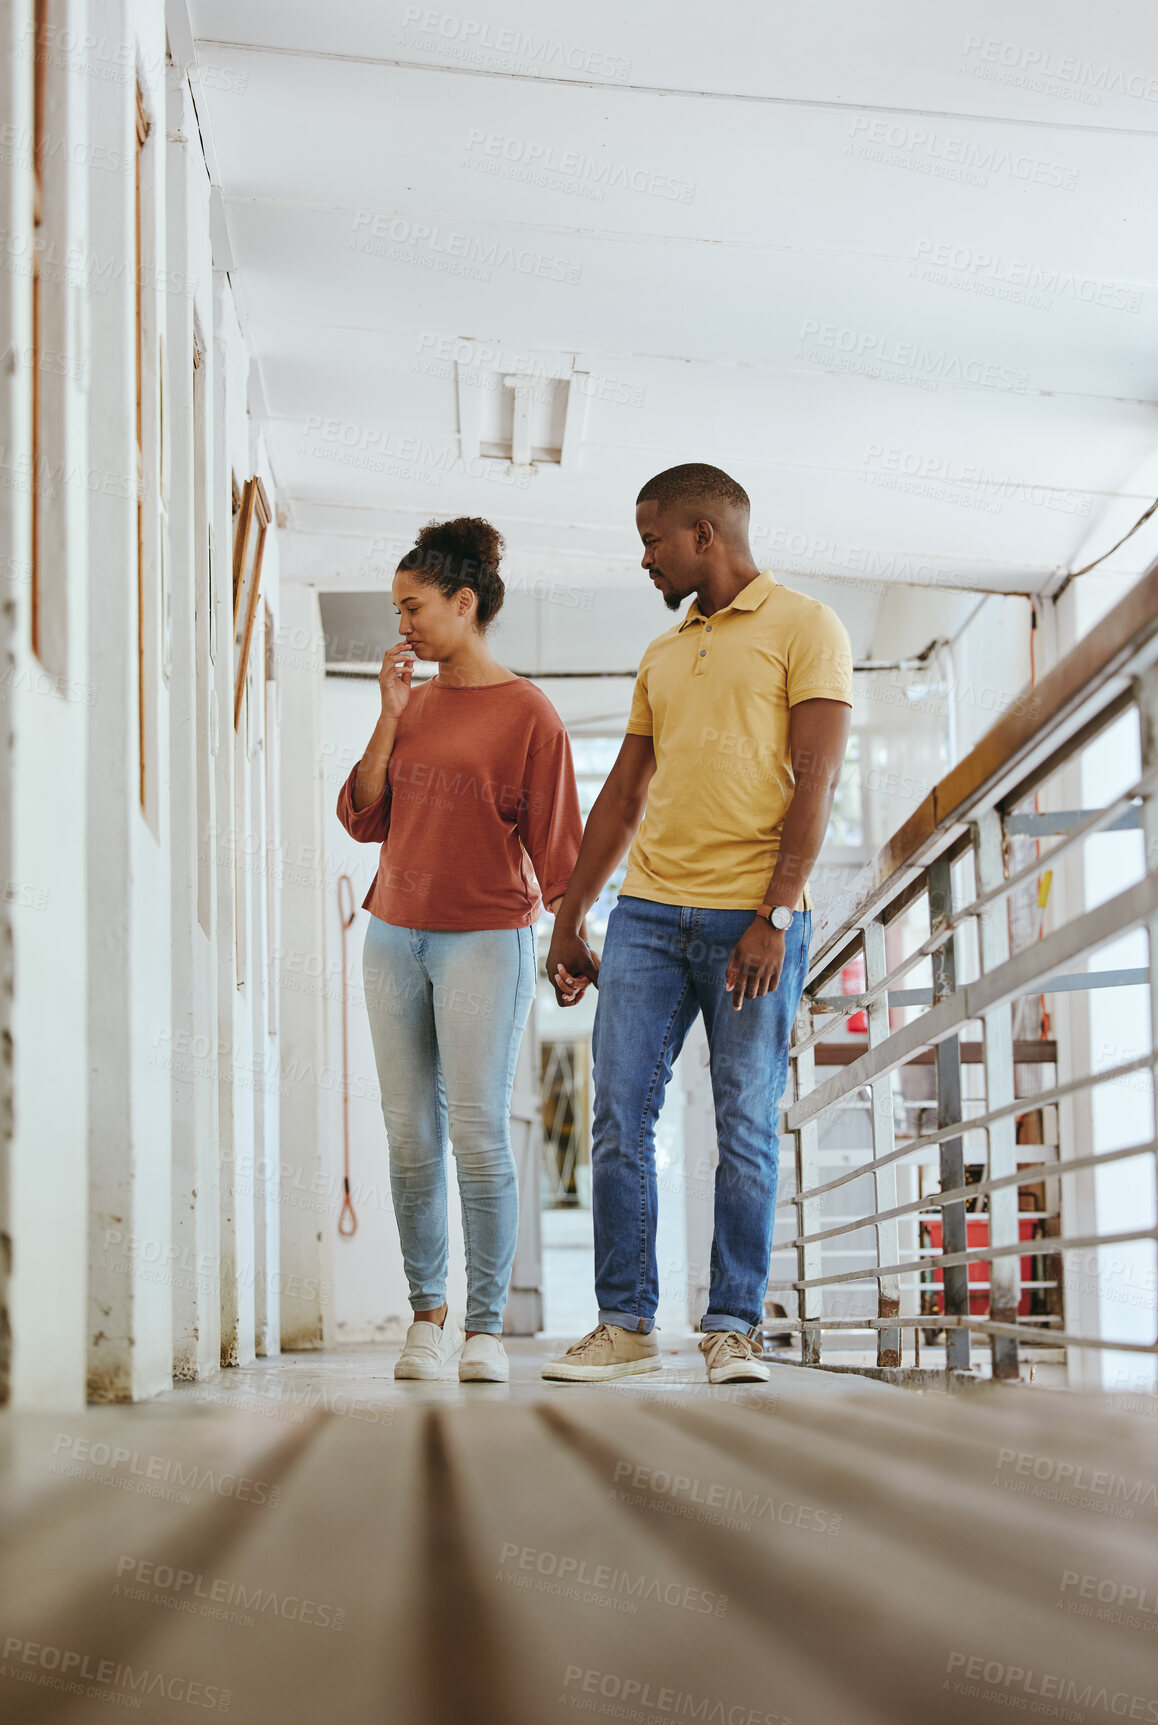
[{"x1": 591, "y1": 895, "x2": 811, "y2": 1336}]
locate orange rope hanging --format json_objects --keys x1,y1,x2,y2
[{"x1": 337, "y1": 872, "x2": 358, "y2": 1238}]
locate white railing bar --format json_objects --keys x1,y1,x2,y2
[
  {"x1": 789, "y1": 1050, "x2": 1153, "y2": 1204},
  {"x1": 785, "y1": 1316, "x2": 1156, "y2": 1354},
  {"x1": 814, "y1": 969, "x2": 1148, "y2": 1013},
  {"x1": 796, "y1": 1226, "x2": 1157, "y2": 1290},
  {"x1": 795, "y1": 1138, "x2": 1157, "y2": 1249},
  {"x1": 804, "y1": 768, "x2": 1158, "y2": 1015},
  {"x1": 769, "y1": 1315, "x2": 1059, "y2": 1330},
  {"x1": 788, "y1": 867, "x2": 1158, "y2": 1132}
]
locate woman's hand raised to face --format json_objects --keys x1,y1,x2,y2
[{"x1": 378, "y1": 640, "x2": 416, "y2": 723}]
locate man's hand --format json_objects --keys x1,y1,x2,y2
[
  {"x1": 546, "y1": 927, "x2": 601, "y2": 1007},
  {"x1": 725, "y1": 918, "x2": 786, "y2": 1011}
]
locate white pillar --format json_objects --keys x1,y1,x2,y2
[
  {"x1": 165, "y1": 65, "x2": 220, "y2": 1380},
  {"x1": 277, "y1": 583, "x2": 333, "y2": 1348},
  {"x1": 86, "y1": 0, "x2": 173, "y2": 1402},
  {"x1": 2, "y1": 0, "x2": 91, "y2": 1408}
]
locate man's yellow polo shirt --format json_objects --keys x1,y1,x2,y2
[{"x1": 620, "y1": 570, "x2": 853, "y2": 913}]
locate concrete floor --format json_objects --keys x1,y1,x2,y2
[
  {"x1": 158, "y1": 1333, "x2": 852, "y2": 1416},
  {"x1": 3, "y1": 1341, "x2": 1156, "y2": 1724}
]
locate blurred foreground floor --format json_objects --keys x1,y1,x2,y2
[{"x1": 2, "y1": 1338, "x2": 1156, "y2": 1724}]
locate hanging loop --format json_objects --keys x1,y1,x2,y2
[{"x1": 337, "y1": 872, "x2": 358, "y2": 1239}]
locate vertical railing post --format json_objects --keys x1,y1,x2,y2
[
  {"x1": 793, "y1": 1000, "x2": 822, "y2": 1367},
  {"x1": 863, "y1": 921, "x2": 901, "y2": 1368},
  {"x1": 1133, "y1": 670, "x2": 1158, "y2": 1362},
  {"x1": 928, "y1": 857, "x2": 971, "y2": 1372},
  {"x1": 972, "y1": 811, "x2": 1020, "y2": 1379}
]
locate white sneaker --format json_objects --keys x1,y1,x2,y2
[
  {"x1": 541, "y1": 1323, "x2": 661, "y2": 1382},
  {"x1": 699, "y1": 1329, "x2": 771, "y2": 1384},
  {"x1": 459, "y1": 1334, "x2": 509, "y2": 1382},
  {"x1": 394, "y1": 1312, "x2": 464, "y2": 1379}
]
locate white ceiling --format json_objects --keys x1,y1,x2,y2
[{"x1": 184, "y1": 0, "x2": 1158, "y2": 703}]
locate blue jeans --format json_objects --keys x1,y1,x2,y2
[
  {"x1": 591, "y1": 895, "x2": 811, "y2": 1336},
  {"x1": 362, "y1": 917, "x2": 536, "y2": 1333}
]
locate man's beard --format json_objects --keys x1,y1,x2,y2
[{"x1": 662, "y1": 590, "x2": 683, "y2": 612}]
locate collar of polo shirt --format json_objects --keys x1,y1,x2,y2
[{"x1": 677, "y1": 569, "x2": 777, "y2": 631}]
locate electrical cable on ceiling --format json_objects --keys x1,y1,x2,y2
[{"x1": 1058, "y1": 491, "x2": 1158, "y2": 592}]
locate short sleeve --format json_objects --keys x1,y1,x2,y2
[
  {"x1": 625, "y1": 658, "x2": 653, "y2": 736},
  {"x1": 786, "y1": 603, "x2": 853, "y2": 707}
]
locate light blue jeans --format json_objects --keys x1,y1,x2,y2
[{"x1": 362, "y1": 916, "x2": 536, "y2": 1333}]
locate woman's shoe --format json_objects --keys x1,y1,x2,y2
[
  {"x1": 394, "y1": 1312, "x2": 464, "y2": 1379},
  {"x1": 459, "y1": 1334, "x2": 509, "y2": 1382}
]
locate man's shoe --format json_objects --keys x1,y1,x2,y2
[
  {"x1": 541, "y1": 1323, "x2": 661, "y2": 1382},
  {"x1": 699, "y1": 1329, "x2": 771, "y2": 1384},
  {"x1": 394, "y1": 1312, "x2": 464, "y2": 1379},
  {"x1": 459, "y1": 1334, "x2": 509, "y2": 1382}
]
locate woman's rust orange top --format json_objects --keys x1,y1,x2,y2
[{"x1": 336, "y1": 677, "x2": 584, "y2": 931}]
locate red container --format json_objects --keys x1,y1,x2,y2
[
  {"x1": 924, "y1": 1215, "x2": 1043, "y2": 1316},
  {"x1": 841, "y1": 959, "x2": 868, "y2": 1034}
]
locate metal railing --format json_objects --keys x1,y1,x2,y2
[{"x1": 778, "y1": 562, "x2": 1158, "y2": 1382}]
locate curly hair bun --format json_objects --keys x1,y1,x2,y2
[{"x1": 402, "y1": 516, "x2": 507, "y2": 628}]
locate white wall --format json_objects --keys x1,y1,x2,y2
[
  {"x1": 275, "y1": 583, "x2": 334, "y2": 1349},
  {"x1": 0, "y1": 2, "x2": 289, "y2": 1406},
  {"x1": 3, "y1": 0, "x2": 90, "y2": 1408}
]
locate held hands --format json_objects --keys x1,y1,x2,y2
[
  {"x1": 378, "y1": 640, "x2": 416, "y2": 722},
  {"x1": 547, "y1": 921, "x2": 600, "y2": 1007},
  {"x1": 724, "y1": 917, "x2": 786, "y2": 1011}
]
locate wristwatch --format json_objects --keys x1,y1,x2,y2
[{"x1": 757, "y1": 903, "x2": 794, "y2": 931}]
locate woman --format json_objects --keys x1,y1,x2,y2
[{"x1": 336, "y1": 517, "x2": 588, "y2": 1383}]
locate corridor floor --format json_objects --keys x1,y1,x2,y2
[{"x1": 1, "y1": 1340, "x2": 1156, "y2": 1724}]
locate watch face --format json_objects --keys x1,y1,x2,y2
[{"x1": 770, "y1": 905, "x2": 793, "y2": 930}]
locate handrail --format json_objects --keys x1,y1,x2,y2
[
  {"x1": 809, "y1": 556, "x2": 1158, "y2": 976},
  {"x1": 782, "y1": 557, "x2": 1158, "y2": 1384}
]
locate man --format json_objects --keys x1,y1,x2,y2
[{"x1": 542, "y1": 464, "x2": 852, "y2": 1385}]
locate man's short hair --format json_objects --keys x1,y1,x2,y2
[{"x1": 636, "y1": 463, "x2": 750, "y2": 520}]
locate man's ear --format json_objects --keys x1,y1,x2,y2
[{"x1": 695, "y1": 518, "x2": 715, "y2": 552}]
